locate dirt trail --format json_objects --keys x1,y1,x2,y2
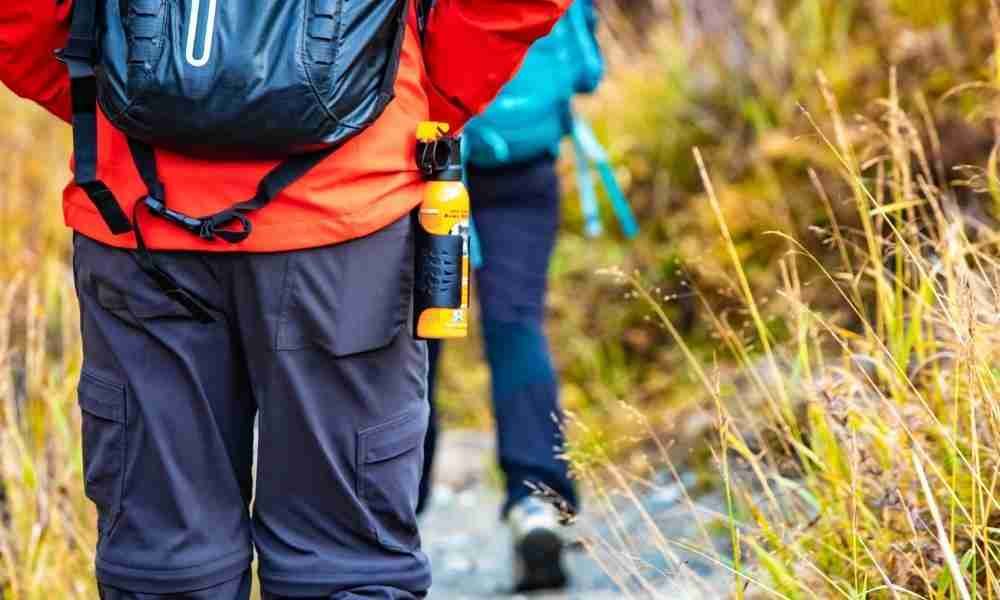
[{"x1": 421, "y1": 431, "x2": 732, "y2": 599}]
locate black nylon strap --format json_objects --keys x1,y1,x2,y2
[
  {"x1": 417, "y1": 0, "x2": 434, "y2": 40},
  {"x1": 229, "y1": 147, "x2": 337, "y2": 215},
  {"x1": 63, "y1": 0, "x2": 132, "y2": 235},
  {"x1": 68, "y1": 0, "x2": 98, "y2": 37},
  {"x1": 118, "y1": 144, "x2": 215, "y2": 322},
  {"x1": 130, "y1": 203, "x2": 216, "y2": 324},
  {"x1": 126, "y1": 138, "x2": 166, "y2": 200},
  {"x1": 128, "y1": 138, "x2": 337, "y2": 246},
  {"x1": 63, "y1": 2, "x2": 208, "y2": 321},
  {"x1": 187, "y1": 146, "x2": 338, "y2": 243}
]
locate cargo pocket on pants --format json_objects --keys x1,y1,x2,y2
[
  {"x1": 78, "y1": 370, "x2": 127, "y2": 539},
  {"x1": 357, "y1": 408, "x2": 426, "y2": 552}
]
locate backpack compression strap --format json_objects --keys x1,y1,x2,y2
[
  {"x1": 127, "y1": 139, "x2": 336, "y2": 244},
  {"x1": 58, "y1": 0, "x2": 132, "y2": 235}
]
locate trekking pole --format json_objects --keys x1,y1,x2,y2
[
  {"x1": 570, "y1": 118, "x2": 604, "y2": 238},
  {"x1": 571, "y1": 114, "x2": 639, "y2": 239}
]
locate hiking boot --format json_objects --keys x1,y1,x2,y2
[{"x1": 508, "y1": 497, "x2": 569, "y2": 592}]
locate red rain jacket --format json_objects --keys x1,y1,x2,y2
[{"x1": 0, "y1": 1, "x2": 570, "y2": 252}]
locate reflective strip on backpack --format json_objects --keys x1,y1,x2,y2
[{"x1": 185, "y1": 0, "x2": 219, "y2": 68}]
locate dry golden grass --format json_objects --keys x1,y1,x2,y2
[
  {"x1": 0, "y1": 98, "x2": 94, "y2": 597},
  {"x1": 574, "y1": 65, "x2": 1000, "y2": 600},
  {"x1": 1, "y1": 0, "x2": 999, "y2": 598},
  {"x1": 564, "y1": 2, "x2": 1000, "y2": 597}
]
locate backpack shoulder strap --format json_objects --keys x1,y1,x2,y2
[
  {"x1": 60, "y1": 1, "x2": 213, "y2": 321},
  {"x1": 417, "y1": 0, "x2": 434, "y2": 40},
  {"x1": 566, "y1": 0, "x2": 605, "y2": 94},
  {"x1": 59, "y1": 0, "x2": 133, "y2": 235}
]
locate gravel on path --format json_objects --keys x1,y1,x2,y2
[{"x1": 421, "y1": 431, "x2": 733, "y2": 600}]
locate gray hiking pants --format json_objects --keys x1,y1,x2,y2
[{"x1": 71, "y1": 215, "x2": 430, "y2": 599}]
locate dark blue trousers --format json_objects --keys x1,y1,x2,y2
[
  {"x1": 418, "y1": 158, "x2": 578, "y2": 516},
  {"x1": 73, "y1": 216, "x2": 430, "y2": 599}
]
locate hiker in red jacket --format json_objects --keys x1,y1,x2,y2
[{"x1": 0, "y1": 1, "x2": 569, "y2": 598}]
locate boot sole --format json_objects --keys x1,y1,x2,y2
[{"x1": 514, "y1": 527, "x2": 568, "y2": 593}]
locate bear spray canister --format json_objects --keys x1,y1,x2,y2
[{"x1": 413, "y1": 122, "x2": 470, "y2": 340}]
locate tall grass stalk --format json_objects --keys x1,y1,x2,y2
[{"x1": 586, "y1": 78, "x2": 1000, "y2": 597}]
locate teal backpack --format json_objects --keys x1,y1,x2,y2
[
  {"x1": 464, "y1": 0, "x2": 637, "y2": 266},
  {"x1": 464, "y1": 0, "x2": 604, "y2": 167}
]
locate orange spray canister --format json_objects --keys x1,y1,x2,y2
[{"x1": 413, "y1": 122, "x2": 470, "y2": 340}]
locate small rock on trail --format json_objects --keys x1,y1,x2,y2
[{"x1": 421, "y1": 431, "x2": 733, "y2": 599}]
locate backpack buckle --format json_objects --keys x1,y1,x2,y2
[
  {"x1": 143, "y1": 195, "x2": 205, "y2": 236},
  {"x1": 142, "y1": 196, "x2": 252, "y2": 244}
]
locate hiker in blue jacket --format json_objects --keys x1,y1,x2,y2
[{"x1": 416, "y1": 1, "x2": 634, "y2": 591}]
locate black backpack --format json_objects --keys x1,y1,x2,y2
[{"x1": 59, "y1": 0, "x2": 432, "y2": 319}]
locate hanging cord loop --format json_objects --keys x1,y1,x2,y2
[{"x1": 142, "y1": 197, "x2": 253, "y2": 243}]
